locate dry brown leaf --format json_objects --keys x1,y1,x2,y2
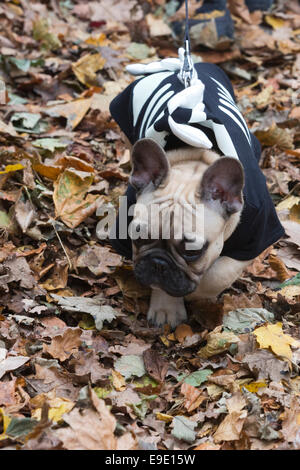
[
  {"x1": 228, "y1": 0, "x2": 253, "y2": 24},
  {"x1": 76, "y1": 245, "x2": 122, "y2": 276},
  {"x1": 111, "y1": 369, "x2": 126, "y2": 391},
  {"x1": 180, "y1": 382, "x2": 206, "y2": 412},
  {"x1": 223, "y1": 293, "x2": 262, "y2": 315},
  {"x1": 268, "y1": 253, "x2": 291, "y2": 282},
  {"x1": 143, "y1": 348, "x2": 168, "y2": 383},
  {"x1": 72, "y1": 53, "x2": 106, "y2": 87},
  {"x1": 113, "y1": 266, "x2": 151, "y2": 298},
  {"x1": 56, "y1": 403, "x2": 116, "y2": 449},
  {"x1": 255, "y1": 122, "x2": 294, "y2": 150},
  {"x1": 34, "y1": 155, "x2": 95, "y2": 181},
  {"x1": 174, "y1": 323, "x2": 194, "y2": 343},
  {"x1": 45, "y1": 97, "x2": 93, "y2": 130},
  {"x1": 194, "y1": 442, "x2": 221, "y2": 450},
  {"x1": 53, "y1": 168, "x2": 103, "y2": 228},
  {"x1": 40, "y1": 260, "x2": 69, "y2": 291},
  {"x1": 43, "y1": 328, "x2": 82, "y2": 362},
  {"x1": 198, "y1": 326, "x2": 240, "y2": 359},
  {"x1": 246, "y1": 246, "x2": 276, "y2": 279},
  {"x1": 280, "y1": 397, "x2": 300, "y2": 445},
  {"x1": 213, "y1": 392, "x2": 247, "y2": 443}
]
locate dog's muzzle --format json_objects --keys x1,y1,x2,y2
[{"x1": 134, "y1": 250, "x2": 196, "y2": 297}]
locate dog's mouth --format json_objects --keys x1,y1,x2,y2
[{"x1": 134, "y1": 250, "x2": 196, "y2": 297}]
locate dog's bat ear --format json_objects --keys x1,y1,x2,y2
[
  {"x1": 200, "y1": 157, "x2": 244, "y2": 215},
  {"x1": 130, "y1": 138, "x2": 169, "y2": 191}
]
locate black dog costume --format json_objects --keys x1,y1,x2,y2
[{"x1": 109, "y1": 57, "x2": 284, "y2": 261}]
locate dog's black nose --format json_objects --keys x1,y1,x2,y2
[{"x1": 152, "y1": 256, "x2": 168, "y2": 274}]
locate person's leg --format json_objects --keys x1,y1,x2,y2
[
  {"x1": 171, "y1": 0, "x2": 274, "y2": 50},
  {"x1": 172, "y1": 0, "x2": 234, "y2": 50},
  {"x1": 245, "y1": 0, "x2": 273, "y2": 12}
]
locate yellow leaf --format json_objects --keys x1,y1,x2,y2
[
  {"x1": 265, "y1": 14, "x2": 286, "y2": 29},
  {"x1": 167, "y1": 333, "x2": 176, "y2": 341},
  {"x1": 0, "y1": 163, "x2": 24, "y2": 175},
  {"x1": 33, "y1": 163, "x2": 61, "y2": 181},
  {"x1": 33, "y1": 155, "x2": 95, "y2": 181},
  {"x1": 72, "y1": 53, "x2": 106, "y2": 87},
  {"x1": 290, "y1": 203, "x2": 300, "y2": 223},
  {"x1": 243, "y1": 381, "x2": 267, "y2": 393},
  {"x1": 276, "y1": 195, "x2": 300, "y2": 211},
  {"x1": 111, "y1": 370, "x2": 126, "y2": 391},
  {"x1": 197, "y1": 326, "x2": 240, "y2": 359},
  {"x1": 159, "y1": 335, "x2": 170, "y2": 347},
  {"x1": 254, "y1": 322, "x2": 300, "y2": 360},
  {"x1": 85, "y1": 33, "x2": 107, "y2": 47},
  {"x1": 0, "y1": 408, "x2": 12, "y2": 440},
  {"x1": 32, "y1": 397, "x2": 74, "y2": 423},
  {"x1": 156, "y1": 412, "x2": 173, "y2": 423}
]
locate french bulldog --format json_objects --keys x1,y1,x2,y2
[
  {"x1": 109, "y1": 60, "x2": 284, "y2": 328},
  {"x1": 127, "y1": 138, "x2": 250, "y2": 328}
]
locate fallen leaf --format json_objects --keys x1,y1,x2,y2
[
  {"x1": 76, "y1": 245, "x2": 121, "y2": 276},
  {"x1": 213, "y1": 392, "x2": 247, "y2": 443},
  {"x1": 242, "y1": 349, "x2": 290, "y2": 382},
  {"x1": 171, "y1": 416, "x2": 196, "y2": 443},
  {"x1": 194, "y1": 442, "x2": 221, "y2": 450},
  {"x1": 31, "y1": 392, "x2": 75, "y2": 423},
  {"x1": 198, "y1": 326, "x2": 240, "y2": 358},
  {"x1": 268, "y1": 254, "x2": 291, "y2": 282},
  {"x1": 113, "y1": 266, "x2": 150, "y2": 298},
  {"x1": 45, "y1": 98, "x2": 93, "y2": 130},
  {"x1": 56, "y1": 395, "x2": 117, "y2": 450},
  {"x1": 114, "y1": 355, "x2": 146, "y2": 380},
  {"x1": 50, "y1": 295, "x2": 118, "y2": 331},
  {"x1": 253, "y1": 322, "x2": 300, "y2": 360},
  {"x1": 174, "y1": 324, "x2": 194, "y2": 343},
  {"x1": 53, "y1": 168, "x2": 102, "y2": 228},
  {"x1": 72, "y1": 53, "x2": 106, "y2": 87},
  {"x1": 40, "y1": 260, "x2": 69, "y2": 291},
  {"x1": 0, "y1": 348, "x2": 30, "y2": 379},
  {"x1": 143, "y1": 349, "x2": 168, "y2": 383},
  {"x1": 14, "y1": 198, "x2": 36, "y2": 233},
  {"x1": 146, "y1": 14, "x2": 172, "y2": 37},
  {"x1": 180, "y1": 369, "x2": 213, "y2": 387},
  {"x1": 223, "y1": 308, "x2": 274, "y2": 334},
  {"x1": 180, "y1": 383, "x2": 206, "y2": 412},
  {"x1": 280, "y1": 398, "x2": 300, "y2": 445},
  {"x1": 0, "y1": 163, "x2": 24, "y2": 175},
  {"x1": 43, "y1": 328, "x2": 82, "y2": 362},
  {"x1": 265, "y1": 14, "x2": 287, "y2": 29},
  {"x1": 111, "y1": 370, "x2": 126, "y2": 391},
  {"x1": 255, "y1": 122, "x2": 294, "y2": 150}
]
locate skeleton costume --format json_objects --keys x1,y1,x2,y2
[{"x1": 109, "y1": 51, "x2": 284, "y2": 261}]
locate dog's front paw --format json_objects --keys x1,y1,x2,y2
[{"x1": 147, "y1": 289, "x2": 187, "y2": 328}]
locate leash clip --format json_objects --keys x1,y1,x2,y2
[{"x1": 180, "y1": 39, "x2": 194, "y2": 88}]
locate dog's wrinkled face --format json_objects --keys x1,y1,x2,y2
[{"x1": 129, "y1": 139, "x2": 244, "y2": 297}]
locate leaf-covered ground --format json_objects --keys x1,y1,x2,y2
[{"x1": 0, "y1": 0, "x2": 300, "y2": 451}]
